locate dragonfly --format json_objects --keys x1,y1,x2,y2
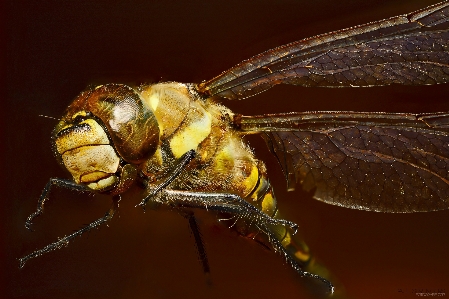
[{"x1": 20, "y1": 1, "x2": 449, "y2": 296}]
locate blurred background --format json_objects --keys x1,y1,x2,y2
[{"x1": 4, "y1": 0, "x2": 449, "y2": 298}]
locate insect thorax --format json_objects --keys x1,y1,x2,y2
[{"x1": 139, "y1": 82, "x2": 266, "y2": 199}]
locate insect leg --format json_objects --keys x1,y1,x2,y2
[
  {"x1": 152, "y1": 190, "x2": 298, "y2": 240},
  {"x1": 26, "y1": 178, "x2": 90, "y2": 230},
  {"x1": 19, "y1": 196, "x2": 120, "y2": 268},
  {"x1": 180, "y1": 211, "x2": 211, "y2": 284},
  {"x1": 137, "y1": 149, "x2": 196, "y2": 209},
  {"x1": 151, "y1": 190, "x2": 333, "y2": 294}
]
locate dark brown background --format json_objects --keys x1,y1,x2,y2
[{"x1": 4, "y1": 1, "x2": 449, "y2": 298}]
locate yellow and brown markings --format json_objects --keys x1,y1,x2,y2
[
  {"x1": 140, "y1": 83, "x2": 191, "y2": 139},
  {"x1": 55, "y1": 112, "x2": 110, "y2": 154},
  {"x1": 169, "y1": 106, "x2": 212, "y2": 159},
  {"x1": 139, "y1": 84, "x2": 315, "y2": 271},
  {"x1": 61, "y1": 145, "x2": 120, "y2": 185},
  {"x1": 54, "y1": 110, "x2": 120, "y2": 190}
]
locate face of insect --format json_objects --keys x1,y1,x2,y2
[{"x1": 52, "y1": 84, "x2": 160, "y2": 193}]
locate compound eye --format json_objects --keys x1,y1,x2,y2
[{"x1": 61, "y1": 84, "x2": 160, "y2": 164}]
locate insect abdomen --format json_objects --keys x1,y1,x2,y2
[
  {"x1": 243, "y1": 168, "x2": 312, "y2": 267},
  {"x1": 245, "y1": 169, "x2": 339, "y2": 289}
]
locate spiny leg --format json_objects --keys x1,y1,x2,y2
[
  {"x1": 19, "y1": 196, "x2": 120, "y2": 268},
  {"x1": 26, "y1": 178, "x2": 90, "y2": 230},
  {"x1": 150, "y1": 189, "x2": 332, "y2": 295},
  {"x1": 156, "y1": 190, "x2": 298, "y2": 232},
  {"x1": 135, "y1": 149, "x2": 298, "y2": 230},
  {"x1": 138, "y1": 150, "x2": 196, "y2": 209},
  {"x1": 180, "y1": 211, "x2": 211, "y2": 284}
]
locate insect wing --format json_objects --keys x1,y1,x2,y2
[
  {"x1": 236, "y1": 112, "x2": 449, "y2": 213},
  {"x1": 197, "y1": 1, "x2": 449, "y2": 100}
]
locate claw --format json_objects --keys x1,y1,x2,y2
[
  {"x1": 25, "y1": 221, "x2": 34, "y2": 231},
  {"x1": 18, "y1": 257, "x2": 26, "y2": 269},
  {"x1": 136, "y1": 201, "x2": 147, "y2": 211},
  {"x1": 25, "y1": 210, "x2": 42, "y2": 231},
  {"x1": 272, "y1": 218, "x2": 299, "y2": 234}
]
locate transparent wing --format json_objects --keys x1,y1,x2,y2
[
  {"x1": 197, "y1": 1, "x2": 449, "y2": 100},
  {"x1": 235, "y1": 112, "x2": 449, "y2": 212}
]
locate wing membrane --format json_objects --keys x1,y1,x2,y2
[
  {"x1": 236, "y1": 112, "x2": 449, "y2": 212},
  {"x1": 197, "y1": 1, "x2": 449, "y2": 100}
]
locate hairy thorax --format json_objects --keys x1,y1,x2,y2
[{"x1": 139, "y1": 82, "x2": 264, "y2": 199}]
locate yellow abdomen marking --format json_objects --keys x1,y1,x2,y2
[
  {"x1": 281, "y1": 231, "x2": 292, "y2": 247},
  {"x1": 261, "y1": 193, "x2": 277, "y2": 216},
  {"x1": 243, "y1": 165, "x2": 259, "y2": 197},
  {"x1": 294, "y1": 248, "x2": 311, "y2": 262},
  {"x1": 170, "y1": 111, "x2": 212, "y2": 158}
]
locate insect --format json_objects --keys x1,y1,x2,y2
[{"x1": 20, "y1": 1, "x2": 449, "y2": 296}]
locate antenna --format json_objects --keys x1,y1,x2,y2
[{"x1": 38, "y1": 114, "x2": 60, "y2": 121}]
